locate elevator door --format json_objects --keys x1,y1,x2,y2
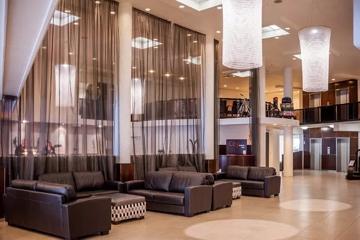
[
  {"x1": 310, "y1": 139, "x2": 322, "y2": 170},
  {"x1": 336, "y1": 138, "x2": 350, "y2": 172}
]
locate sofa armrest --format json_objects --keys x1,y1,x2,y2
[
  {"x1": 125, "y1": 180, "x2": 145, "y2": 192},
  {"x1": 213, "y1": 172, "x2": 226, "y2": 180},
  {"x1": 264, "y1": 175, "x2": 281, "y2": 197},
  {"x1": 184, "y1": 185, "x2": 212, "y2": 217},
  {"x1": 104, "y1": 180, "x2": 125, "y2": 192},
  {"x1": 62, "y1": 197, "x2": 111, "y2": 239}
]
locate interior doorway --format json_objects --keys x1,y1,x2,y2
[
  {"x1": 336, "y1": 138, "x2": 350, "y2": 172},
  {"x1": 310, "y1": 138, "x2": 322, "y2": 170}
]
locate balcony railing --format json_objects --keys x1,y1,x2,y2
[{"x1": 294, "y1": 102, "x2": 360, "y2": 125}]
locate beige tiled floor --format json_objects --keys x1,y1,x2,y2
[{"x1": 1, "y1": 170, "x2": 360, "y2": 240}]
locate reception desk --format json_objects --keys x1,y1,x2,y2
[{"x1": 219, "y1": 154, "x2": 256, "y2": 171}]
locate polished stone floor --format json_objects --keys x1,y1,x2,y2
[{"x1": 1, "y1": 170, "x2": 360, "y2": 240}]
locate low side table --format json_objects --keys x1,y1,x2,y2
[{"x1": 109, "y1": 193, "x2": 146, "y2": 224}]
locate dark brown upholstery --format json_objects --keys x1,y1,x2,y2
[
  {"x1": 126, "y1": 171, "x2": 212, "y2": 217},
  {"x1": 216, "y1": 166, "x2": 281, "y2": 198},
  {"x1": 211, "y1": 182, "x2": 232, "y2": 210},
  {"x1": 73, "y1": 171, "x2": 105, "y2": 191},
  {"x1": 4, "y1": 181, "x2": 111, "y2": 239},
  {"x1": 39, "y1": 173, "x2": 76, "y2": 189}
]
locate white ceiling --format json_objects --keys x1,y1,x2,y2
[{"x1": 128, "y1": 0, "x2": 360, "y2": 94}]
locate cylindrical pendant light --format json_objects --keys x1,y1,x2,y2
[
  {"x1": 354, "y1": 0, "x2": 360, "y2": 49},
  {"x1": 299, "y1": 26, "x2": 331, "y2": 92},
  {"x1": 222, "y1": 0, "x2": 263, "y2": 70}
]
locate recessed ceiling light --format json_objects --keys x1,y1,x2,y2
[
  {"x1": 331, "y1": 78, "x2": 335, "y2": 81},
  {"x1": 187, "y1": 33, "x2": 192, "y2": 37},
  {"x1": 110, "y1": 10, "x2": 116, "y2": 15},
  {"x1": 179, "y1": 77, "x2": 185, "y2": 81},
  {"x1": 223, "y1": 84, "x2": 228, "y2": 88},
  {"x1": 217, "y1": 6, "x2": 222, "y2": 10},
  {"x1": 179, "y1": 5, "x2": 185, "y2": 8},
  {"x1": 275, "y1": 36, "x2": 280, "y2": 39},
  {"x1": 165, "y1": 73, "x2": 171, "y2": 77},
  {"x1": 69, "y1": 52, "x2": 74, "y2": 55},
  {"x1": 145, "y1": 8, "x2": 151, "y2": 12},
  {"x1": 95, "y1": 0, "x2": 101, "y2": 4},
  {"x1": 149, "y1": 70, "x2": 155, "y2": 73},
  {"x1": 285, "y1": 27, "x2": 291, "y2": 30},
  {"x1": 262, "y1": 25, "x2": 289, "y2": 39},
  {"x1": 216, "y1": 30, "x2": 221, "y2": 34}
]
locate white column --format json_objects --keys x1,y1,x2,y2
[
  {"x1": 283, "y1": 126, "x2": 293, "y2": 176},
  {"x1": 204, "y1": 34, "x2": 215, "y2": 160},
  {"x1": 282, "y1": 67, "x2": 294, "y2": 176},
  {"x1": 284, "y1": 67, "x2": 293, "y2": 99},
  {"x1": 269, "y1": 129, "x2": 280, "y2": 173},
  {"x1": 118, "y1": 1, "x2": 132, "y2": 163},
  {"x1": 258, "y1": 66, "x2": 266, "y2": 166}
]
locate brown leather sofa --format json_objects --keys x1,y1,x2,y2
[
  {"x1": 216, "y1": 166, "x2": 281, "y2": 198},
  {"x1": 126, "y1": 171, "x2": 215, "y2": 217},
  {"x1": 4, "y1": 179, "x2": 111, "y2": 240},
  {"x1": 4, "y1": 171, "x2": 124, "y2": 239}
]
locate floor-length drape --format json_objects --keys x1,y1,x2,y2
[
  {"x1": 0, "y1": 0, "x2": 119, "y2": 181},
  {"x1": 131, "y1": 9, "x2": 206, "y2": 179}
]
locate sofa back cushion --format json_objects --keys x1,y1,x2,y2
[
  {"x1": 11, "y1": 179, "x2": 37, "y2": 190},
  {"x1": 247, "y1": 167, "x2": 276, "y2": 181},
  {"x1": 36, "y1": 181, "x2": 76, "y2": 202},
  {"x1": 144, "y1": 172, "x2": 173, "y2": 192},
  {"x1": 178, "y1": 166, "x2": 197, "y2": 172},
  {"x1": 38, "y1": 172, "x2": 75, "y2": 189},
  {"x1": 226, "y1": 166, "x2": 249, "y2": 180},
  {"x1": 169, "y1": 172, "x2": 214, "y2": 193},
  {"x1": 73, "y1": 171, "x2": 105, "y2": 191}
]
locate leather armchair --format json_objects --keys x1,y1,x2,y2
[
  {"x1": 184, "y1": 185, "x2": 212, "y2": 217},
  {"x1": 264, "y1": 175, "x2": 281, "y2": 197}
]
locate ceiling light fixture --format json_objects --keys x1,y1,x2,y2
[
  {"x1": 145, "y1": 8, "x2": 151, "y2": 12},
  {"x1": 179, "y1": 5, "x2": 185, "y2": 8},
  {"x1": 223, "y1": 84, "x2": 228, "y2": 88},
  {"x1": 110, "y1": 10, "x2": 116, "y2": 15},
  {"x1": 176, "y1": 0, "x2": 222, "y2": 11},
  {"x1": 331, "y1": 78, "x2": 335, "y2": 81},
  {"x1": 285, "y1": 27, "x2": 291, "y2": 30},
  {"x1": 222, "y1": 0, "x2": 263, "y2": 70},
  {"x1": 299, "y1": 26, "x2": 331, "y2": 92},
  {"x1": 95, "y1": 0, "x2": 101, "y2": 4},
  {"x1": 179, "y1": 77, "x2": 185, "y2": 81},
  {"x1": 216, "y1": 30, "x2": 221, "y2": 34}
]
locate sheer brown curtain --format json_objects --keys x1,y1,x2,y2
[
  {"x1": 0, "y1": 0, "x2": 119, "y2": 180},
  {"x1": 131, "y1": 9, "x2": 206, "y2": 179}
]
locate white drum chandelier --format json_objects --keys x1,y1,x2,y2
[
  {"x1": 354, "y1": 0, "x2": 360, "y2": 49},
  {"x1": 222, "y1": 0, "x2": 263, "y2": 70},
  {"x1": 299, "y1": 26, "x2": 331, "y2": 92}
]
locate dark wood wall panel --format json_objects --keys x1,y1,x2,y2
[
  {"x1": 219, "y1": 155, "x2": 256, "y2": 171},
  {"x1": 303, "y1": 79, "x2": 358, "y2": 108},
  {"x1": 302, "y1": 128, "x2": 359, "y2": 170},
  {"x1": 293, "y1": 152, "x2": 303, "y2": 169},
  {"x1": 116, "y1": 163, "x2": 135, "y2": 182}
]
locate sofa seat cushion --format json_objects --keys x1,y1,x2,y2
[
  {"x1": 241, "y1": 180, "x2": 264, "y2": 190},
  {"x1": 226, "y1": 166, "x2": 249, "y2": 180},
  {"x1": 38, "y1": 172, "x2": 75, "y2": 189},
  {"x1": 36, "y1": 181, "x2": 76, "y2": 202},
  {"x1": 73, "y1": 171, "x2": 105, "y2": 191},
  {"x1": 247, "y1": 167, "x2": 276, "y2": 181},
  {"x1": 151, "y1": 191, "x2": 184, "y2": 206},
  {"x1": 144, "y1": 172, "x2": 173, "y2": 192},
  {"x1": 77, "y1": 190, "x2": 118, "y2": 198},
  {"x1": 128, "y1": 189, "x2": 155, "y2": 201}
]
